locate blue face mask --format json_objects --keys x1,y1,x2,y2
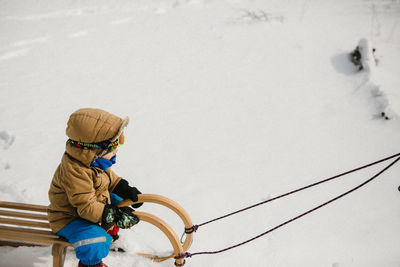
[{"x1": 91, "y1": 155, "x2": 117, "y2": 171}]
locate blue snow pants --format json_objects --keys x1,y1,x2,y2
[{"x1": 57, "y1": 193, "x2": 124, "y2": 265}]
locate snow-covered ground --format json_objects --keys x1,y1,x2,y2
[{"x1": 1, "y1": 0, "x2": 400, "y2": 266}]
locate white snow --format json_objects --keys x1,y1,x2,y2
[{"x1": 1, "y1": 0, "x2": 400, "y2": 266}]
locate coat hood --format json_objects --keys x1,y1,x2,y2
[{"x1": 65, "y1": 108, "x2": 129, "y2": 167}]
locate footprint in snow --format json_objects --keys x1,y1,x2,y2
[
  {"x1": 0, "y1": 131, "x2": 14, "y2": 170},
  {"x1": 0, "y1": 131, "x2": 15, "y2": 150}
]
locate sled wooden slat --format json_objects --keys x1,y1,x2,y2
[
  {"x1": 0, "y1": 201, "x2": 48, "y2": 212},
  {"x1": 0, "y1": 209, "x2": 49, "y2": 220},
  {"x1": 0, "y1": 231, "x2": 70, "y2": 246},
  {"x1": 0, "y1": 225, "x2": 57, "y2": 238},
  {"x1": 0, "y1": 217, "x2": 50, "y2": 228}
]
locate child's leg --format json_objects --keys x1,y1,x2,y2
[
  {"x1": 58, "y1": 219, "x2": 112, "y2": 266},
  {"x1": 107, "y1": 224, "x2": 120, "y2": 237}
]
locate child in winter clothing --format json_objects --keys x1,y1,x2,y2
[{"x1": 48, "y1": 108, "x2": 143, "y2": 267}]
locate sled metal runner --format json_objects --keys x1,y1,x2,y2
[{"x1": 0, "y1": 194, "x2": 194, "y2": 267}]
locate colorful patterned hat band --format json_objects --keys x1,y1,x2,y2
[{"x1": 67, "y1": 139, "x2": 109, "y2": 150}]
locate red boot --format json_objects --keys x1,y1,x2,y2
[
  {"x1": 107, "y1": 224, "x2": 120, "y2": 237},
  {"x1": 78, "y1": 260, "x2": 108, "y2": 267},
  {"x1": 107, "y1": 225, "x2": 126, "y2": 252}
]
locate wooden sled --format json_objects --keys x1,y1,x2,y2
[{"x1": 0, "y1": 194, "x2": 193, "y2": 267}]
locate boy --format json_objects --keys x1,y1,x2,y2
[{"x1": 48, "y1": 108, "x2": 143, "y2": 267}]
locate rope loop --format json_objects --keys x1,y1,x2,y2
[
  {"x1": 174, "y1": 259, "x2": 186, "y2": 266},
  {"x1": 185, "y1": 225, "x2": 198, "y2": 234}
]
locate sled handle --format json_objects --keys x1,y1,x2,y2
[
  {"x1": 117, "y1": 194, "x2": 193, "y2": 264},
  {"x1": 132, "y1": 211, "x2": 185, "y2": 265}
]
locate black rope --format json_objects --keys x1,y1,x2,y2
[
  {"x1": 195, "y1": 152, "x2": 400, "y2": 229},
  {"x1": 177, "y1": 152, "x2": 400, "y2": 259}
]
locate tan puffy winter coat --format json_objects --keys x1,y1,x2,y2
[{"x1": 48, "y1": 108, "x2": 127, "y2": 233}]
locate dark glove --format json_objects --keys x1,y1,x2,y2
[
  {"x1": 102, "y1": 204, "x2": 139, "y2": 229},
  {"x1": 113, "y1": 179, "x2": 143, "y2": 209}
]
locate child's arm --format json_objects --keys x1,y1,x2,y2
[
  {"x1": 62, "y1": 170, "x2": 105, "y2": 223},
  {"x1": 107, "y1": 169, "x2": 122, "y2": 192},
  {"x1": 108, "y1": 170, "x2": 142, "y2": 208}
]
